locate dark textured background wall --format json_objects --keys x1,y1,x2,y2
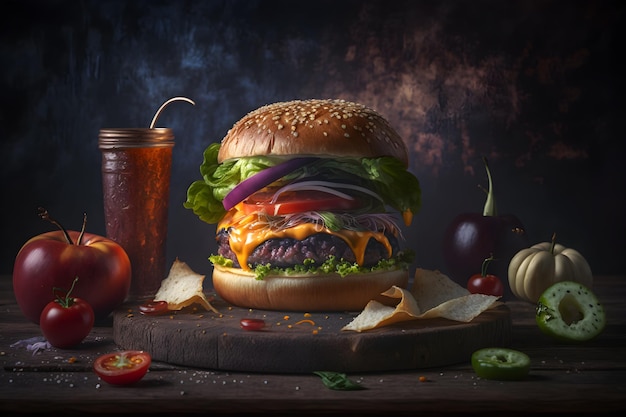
[{"x1": 2, "y1": 0, "x2": 624, "y2": 282}]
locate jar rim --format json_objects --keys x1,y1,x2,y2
[{"x1": 98, "y1": 128, "x2": 175, "y2": 149}]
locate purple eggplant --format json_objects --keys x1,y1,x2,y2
[{"x1": 442, "y1": 158, "x2": 528, "y2": 298}]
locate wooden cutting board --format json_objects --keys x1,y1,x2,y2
[{"x1": 112, "y1": 294, "x2": 512, "y2": 374}]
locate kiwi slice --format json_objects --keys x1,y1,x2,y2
[{"x1": 536, "y1": 281, "x2": 606, "y2": 342}]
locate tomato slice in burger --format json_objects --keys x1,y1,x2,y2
[
  {"x1": 93, "y1": 350, "x2": 151, "y2": 385},
  {"x1": 242, "y1": 190, "x2": 361, "y2": 215}
]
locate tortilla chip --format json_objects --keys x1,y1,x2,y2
[
  {"x1": 342, "y1": 286, "x2": 421, "y2": 332},
  {"x1": 342, "y1": 269, "x2": 500, "y2": 332},
  {"x1": 418, "y1": 293, "x2": 500, "y2": 322},
  {"x1": 340, "y1": 301, "x2": 395, "y2": 332},
  {"x1": 412, "y1": 268, "x2": 469, "y2": 311},
  {"x1": 154, "y1": 258, "x2": 219, "y2": 313}
]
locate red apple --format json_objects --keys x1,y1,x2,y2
[{"x1": 12, "y1": 208, "x2": 131, "y2": 323}]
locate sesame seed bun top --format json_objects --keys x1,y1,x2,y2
[{"x1": 217, "y1": 99, "x2": 409, "y2": 166}]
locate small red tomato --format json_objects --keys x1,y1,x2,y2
[
  {"x1": 467, "y1": 273, "x2": 504, "y2": 297},
  {"x1": 240, "y1": 318, "x2": 266, "y2": 331},
  {"x1": 93, "y1": 351, "x2": 151, "y2": 385},
  {"x1": 139, "y1": 300, "x2": 170, "y2": 315},
  {"x1": 467, "y1": 255, "x2": 504, "y2": 297},
  {"x1": 39, "y1": 278, "x2": 95, "y2": 349}
]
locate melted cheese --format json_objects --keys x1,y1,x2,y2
[{"x1": 218, "y1": 208, "x2": 393, "y2": 271}]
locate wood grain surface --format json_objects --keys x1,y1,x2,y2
[
  {"x1": 112, "y1": 299, "x2": 512, "y2": 373},
  {"x1": 2, "y1": 276, "x2": 625, "y2": 416}
]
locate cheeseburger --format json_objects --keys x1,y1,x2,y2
[{"x1": 184, "y1": 99, "x2": 421, "y2": 311}]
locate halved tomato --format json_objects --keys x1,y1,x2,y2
[
  {"x1": 242, "y1": 190, "x2": 361, "y2": 215},
  {"x1": 93, "y1": 350, "x2": 151, "y2": 385}
]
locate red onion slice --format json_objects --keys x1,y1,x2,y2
[
  {"x1": 222, "y1": 157, "x2": 318, "y2": 211},
  {"x1": 270, "y1": 180, "x2": 384, "y2": 204}
]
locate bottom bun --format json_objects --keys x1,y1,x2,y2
[{"x1": 211, "y1": 265, "x2": 409, "y2": 312}]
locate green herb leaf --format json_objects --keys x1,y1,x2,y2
[
  {"x1": 313, "y1": 371, "x2": 366, "y2": 390},
  {"x1": 209, "y1": 255, "x2": 233, "y2": 268}
]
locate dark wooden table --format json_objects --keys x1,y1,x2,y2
[{"x1": 1, "y1": 274, "x2": 625, "y2": 416}]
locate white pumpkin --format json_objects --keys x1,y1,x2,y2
[{"x1": 508, "y1": 235, "x2": 593, "y2": 303}]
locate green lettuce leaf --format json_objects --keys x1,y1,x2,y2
[{"x1": 307, "y1": 156, "x2": 422, "y2": 216}]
